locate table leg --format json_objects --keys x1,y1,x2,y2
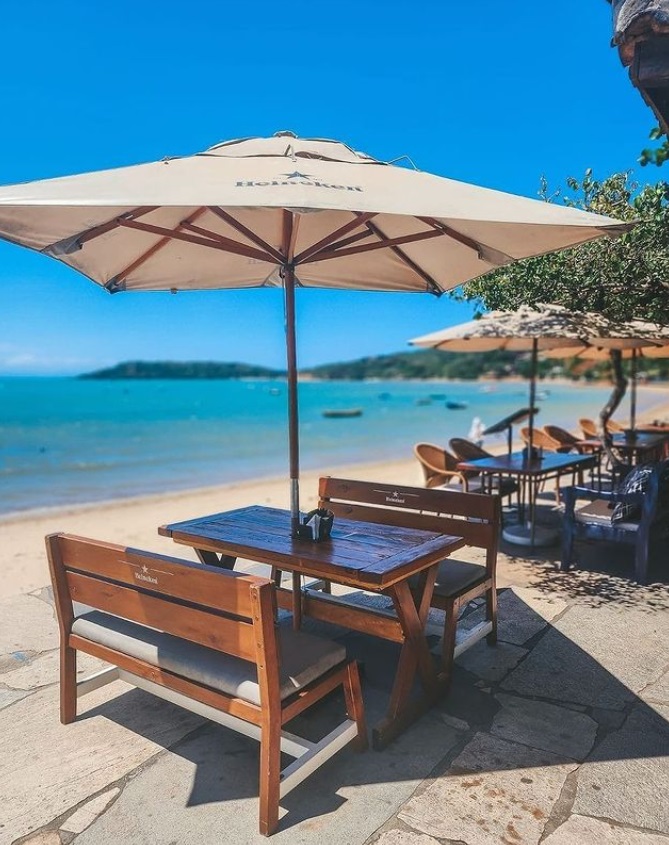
[
  {"x1": 195, "y1": 549, "x2": 237, "y2": 569},
  {"x1": 292, "y1": 572, "x2": 303, "y2": 631},
  {"x1": 373, "y1": 567, "x2": 441, "y2": 750}
]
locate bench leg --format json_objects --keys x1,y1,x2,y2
[
  {"x1": 259, "y1": 717, "x2": 281, "y2": 836},
  {"x1": 60, "y1": 644, "x2": 77, "y2": 724},
  {"x1": 343, "y1": 661, "x2": 368, "y2": 751},
  {"x1": 440, "y1": 599, "x2": 457, "y2": 688},
  {"x1": 485, "y1": 586, "x2": 498, "y2": 646}
]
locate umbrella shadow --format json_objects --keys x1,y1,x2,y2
[{"x1": 76, "y1": 586, "x2": 669, "y2": 838}]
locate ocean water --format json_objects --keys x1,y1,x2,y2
[{"x1": 0, "y1": 377, "x2": 662, "y2": 515}]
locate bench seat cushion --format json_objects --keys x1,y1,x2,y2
[
  {"x1": 71, "y1": 610, "x2": 346, "y2": 706},
  {"x1": 410, "y1": 559, "x2": 487, "y2": 598},
  {"x1": 575, "y1": 499, "x2": 639, "y2": 532}
]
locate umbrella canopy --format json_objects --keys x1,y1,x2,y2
[
  {"x1": 0, "y1": 133, "x2": 633, "y2": 535},
  {"x1": 408, "y1": 304, "x2": 660, "y2": 352},
  {"x1": 544, "y1": 321, "x2": 669, "y2": 429},
  {"x1": 0, "y1": 132, "x2": 631, "y2": 295},
  {"x1": 409, "y1": 304, "x2": 660, "y2": 451}
]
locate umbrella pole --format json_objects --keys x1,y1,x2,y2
[
  {"x1": 630, "y1": 348, "x2": 637, "y2": 432},
  {"x1": 284, "y1": 262, "x2": 301, "y2": 537},
  {"x1": 527, "y1": 338, "x2": 538, "y2": 456}
]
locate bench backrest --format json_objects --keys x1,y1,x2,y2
[
  {"x1": 319, "y1": 477, "x2": 500, "y2": 572},
  {"x1": 46, "y1": 534, "x2": 280, "y2": 703}
]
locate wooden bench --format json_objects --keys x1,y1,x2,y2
[
  {"x1": 317, "y1": 478, "x2": 500, "y2": 686},
  {"x1": 46, "y1": 533, "x2": 367, "y2": 836}
]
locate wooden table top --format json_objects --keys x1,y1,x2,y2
[
  {"x1": 160, "y1": 505, "x2": 465, "y2": 590},
  {"x1": 456, "y1": 450, "x2": 597, "y2": 478}
]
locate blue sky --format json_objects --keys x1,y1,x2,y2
[{"x1": 0, "y1": 0, "x2": 657, "y2": 375}]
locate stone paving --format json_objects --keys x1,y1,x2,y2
[{"x1": 1, "y1": 547, "x2": 668, "y2": 845}]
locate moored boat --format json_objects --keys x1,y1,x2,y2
[{"x1": 322, "y1": 408, "x2": 363, "y2": 418}]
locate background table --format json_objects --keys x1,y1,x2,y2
[
  {"x1": 577, "y1": 431, "x2": 669, "y2": 466},
  {"x1": 456, "y1": 452, "x2": 597, "y2": 547},
  {"x1": 160, "y1": 505, "x2": 464, "y2": 748}
]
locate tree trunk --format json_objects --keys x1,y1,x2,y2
[{"x1": 598, "y1": 349, "x2": 628, "y2": 469}]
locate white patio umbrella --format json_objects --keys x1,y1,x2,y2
[{"x1": 0, "y1": 132, "x2": 632, "y2": 536}]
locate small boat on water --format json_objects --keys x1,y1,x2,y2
[
  {"x1": 416, "y1": 398, "x2": 432, "y2": 406},
  {"x1": 445, "y1": 401, "x2": 468, "y2": 410},
  {"x1": 322, "y1": 408, "x2": 363, "y2": 419}
]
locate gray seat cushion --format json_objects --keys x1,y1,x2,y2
[
  {"x1": 410, "y1": 559, "x2": 488, "y2": 598},
  {"x1": 575, "y1": 499, "x2": 639, "y2": 532},
  {"x1": 72, "y1": 610, "x2": 346, "y2": 706}
]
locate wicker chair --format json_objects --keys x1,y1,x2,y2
[
  {"x1": 580, "y1": 417, "x2": 625, "y2": 438},
  {"x1": 448, "y1": 437, "x2": 519, "y2": 503},
  {"x1": 519, "y1": 426, "x2": 568, "y2": 453},
  {"x1": 543, "y1": 425, "x2": 580, "y2": 451},
  {"x1": 414, "y1": 443, "x2": 480, "y2": 491}
]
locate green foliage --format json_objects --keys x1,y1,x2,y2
[
  {"x1": 639, "y1": 126, "x2": 669, "y2": 167},
  {"x1": 460, "y1": 170, "x2": 669, "y2": 325},
  {"x1": 307, "y1": 349, "x2": 555, "y2": 381}
]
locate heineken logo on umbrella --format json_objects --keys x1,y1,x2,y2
[{"x1": 236, "y1": 171, "x2": 363, "y2": 192}]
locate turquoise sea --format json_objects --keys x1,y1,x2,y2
[{"x1": 0, "y1": 377, "x2": 664, "y2": 516}]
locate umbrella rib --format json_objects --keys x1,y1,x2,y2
[
  {"x1": 363, "y1": 219, "x2": 443, "y2": 294},
  {"x1": 418, "y1": 217, "x2": 514, "y2": 264},
  {"x1": 293, "y1": 212, "x2": 377, "y2": 264},
  {"x1": 182, "y1": 220, "x2": 279, "y2": 262},
  {"x1": 209, "y1": 207, "x2": 285, "y2": 263},
  {"x1": 318, "y1": 228, "x2": 378, "y2": 253},
  {"x1": 45, "y1": 206, "x2": 159, "y2": 254},
  {"x1": 112, "y1": 207, "x2": 209, "y2": 284},
  {"x1": 117, "y1": 218, "x2": 275, "y2": 263},
  {"x1": 299, "y1": 227, "x2": 445, "y2": 264}
]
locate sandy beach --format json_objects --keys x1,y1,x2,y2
[{"x1": 3, "y1": 394, "x2": 668, "y2": 601}]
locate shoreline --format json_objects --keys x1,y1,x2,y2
[
  {"x1": 2, "y1": 392, "x2": 668, "y2": 600},
  {"x1": 0, "y1": 455, "x2": 423, "y2": 599}
]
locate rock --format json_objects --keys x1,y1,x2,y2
[
  {"x1": 491, "y1": 694, "x2": 597, "y2": 760},
  {"x1": 20, "y1": 831, "x2": 62, "y2": 844},
  {"x1": 4, "y1": 650, "x2": 108, "y2": 692},
  {"x1": 502, "y1": 604, "x2": 669, "y2": 710},
  {"x1": 74, "y1": 690, "x2": 463, "y2": 845},
  {"x1": 573, "y1": 701, "x2": 669, "y2": 834},
  {"x1": 0, "y1": 595, "x2": 59, "y2": 659},
  {"x1": 459, "y1": 586, "x2": 568, "y2": 646},
  {"x1": 398, "y1": 733, "x2": 577, "y2": 845},
  {"x1": 60, "y1": 788, "x2": 120, "y2": 835},
  {"x1": 0, "y1": 686, "x2": 29, "y2": 710},
  {"x1": 641, "y1": 669, "x2": 669, "y2": 704},
  {"x1": 456, "y1": 641, "x2": 528, "y2": 683},
  {"x1": 0, "y1": 681, "x2": 203, "y2": 844},
  {"x1": 372, "y1": 830, "x2": 441, "y2": 845},
  {"x1": 543, "y1": 814, "x2": 669, "y2": 844}
]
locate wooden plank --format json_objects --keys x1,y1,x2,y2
[
  {"x1": 320, "y1": 477, "x2": 499, "y2": 521},
  {"x1": 66, "y1": 572, "x2": 257, "y2": 661},
  {"x1": 57, "y1": 534, "x2": 260, "y2": 617},
  {"x1": 275, "y1": 587, "x2": 405, "y2": 642},
  {"x1": 325, "y1": 500, "x2": 494, "y2": 548}
]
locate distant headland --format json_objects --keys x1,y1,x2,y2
[{"x1": 76, "y1": 349, "x2": 657, "y2": 382}]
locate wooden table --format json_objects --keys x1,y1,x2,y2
[
  {"x1": 159, "y1": 505, "x2": 465, "y2": 749},
  {"x1": 456, "y1": 451, "x2": 598, "y2": 547}
]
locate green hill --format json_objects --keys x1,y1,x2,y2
[{"x1": 79, "y1": 361, "x2": 283, "y2": 380}]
